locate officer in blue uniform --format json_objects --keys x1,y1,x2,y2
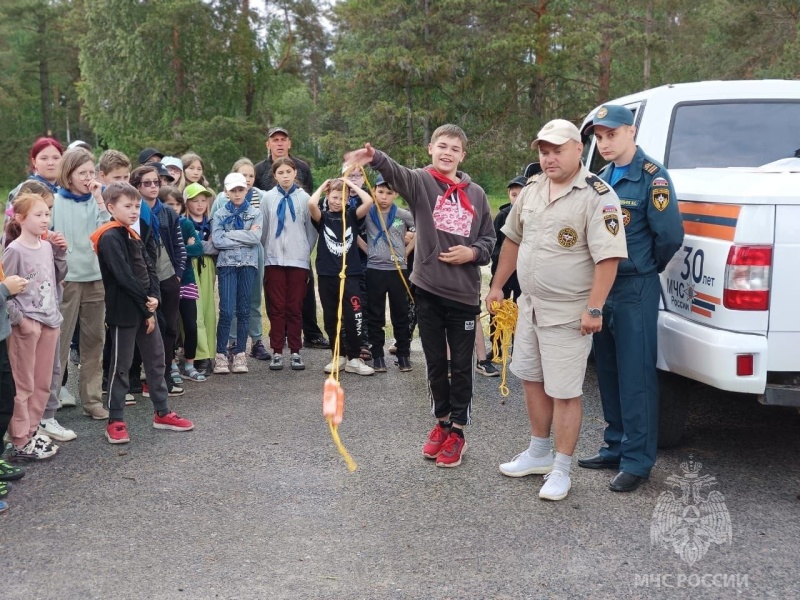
[{"x1": 578, "y1": 105, "x2": 684, "y2": 492}]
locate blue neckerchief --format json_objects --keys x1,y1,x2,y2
[
  {"x1": 150, "y1": 199, "x2": 163, "y2": 243},
  {"x1": 192, "y1": 216, "x2": 211, "y2": 240},
  {"x1": 222, "y1": 200, "x2": 250, "y2": 229},
  {"x1": 276, "y1": 184, "x2": 298, "y2": 238},
  {"x1": 59, "y1": 187, "x2": 92, "y2": 202},
  {"x1": 348, "y1": 194, "x2": 359, "y2": 209},
  {"x1": 370, "y1": 204, "x2": 397, "y2": 246},
  {"x1": 29, "y1": 174, "x2": 59, "y2": 194}
]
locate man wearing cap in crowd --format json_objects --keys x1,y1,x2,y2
[
  {"x1": 486, "y1": 119, "x2": 628, "y2": 501},
  {"x1": 255, "y1": 126, "x2": 328, "y2": 349},
  {"x1": 254, "y1": 127, "x2": 314, "y2": 194},
  {"x1": 577, "y1": 105, "x2": 683, "y2": 492}
]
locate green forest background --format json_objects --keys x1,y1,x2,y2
[{"x1": 2, "y1": 0, "x2": 799, "y2": 195}]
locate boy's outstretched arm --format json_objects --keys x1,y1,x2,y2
[{"x1": 344, "y1": 144, "x2": 420, "y2": 209}]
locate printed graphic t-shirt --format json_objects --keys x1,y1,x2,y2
[{"x1": 313, "y1": 207, "x2": 363, "y2": 277}]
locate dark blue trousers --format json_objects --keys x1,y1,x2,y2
[
  {"x1": 593, "y1": 274, "x2": 660, "y2": 478},
  {"x1": 216, "y1": 266, "x2": 256, "y2": 354}
]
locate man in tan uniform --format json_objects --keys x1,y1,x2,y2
[{"x1": 486, "y1": 119, "x2": 628, "y2": 501}]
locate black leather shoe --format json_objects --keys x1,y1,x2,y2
[
  {"x1": 609, "y1": 471, "x2": 646, "y2": 492},
  {"x1": 373, "y1": 357, "x2": 387, "y2": 372},
  {"x1": 249, "y1": 340, "x2": 272, "y2": 361},
  {"x1": 577, "y1": 454, "x2": 620, "y2": 470},
  {"x1": 303, "y1": 336, "x2": 331, "y2": 350}
]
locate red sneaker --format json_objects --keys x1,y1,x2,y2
[
  {"x1": 435, "y1": 432, "x2": 466, "y2": 468},
  {"x1": 105, "y1": 421, "x2": 130, "y2": 444},
  {"x1": 422, "y1": 423, "x2": 451, "y2": 458},
  {"x1": 153, "y1": 412, "x2": 194, "y2": 432},
  {"x1": 141, "y1": 383, "x2": 150, "y2": 398}
]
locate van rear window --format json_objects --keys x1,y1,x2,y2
[{"x1": 666, "y1": 101, "x2": 800, "y2": 169}]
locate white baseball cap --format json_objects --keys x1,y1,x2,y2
[
  {"x1": 531, "y1": 119, "x2": 582, "y2": 150},
  {"x1": 224, "y1": 172, "x2": 248, "y2": 191}
]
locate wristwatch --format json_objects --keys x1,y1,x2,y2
[{"x1": 587, "y1": 306, "x2": 603, "y2": 318}]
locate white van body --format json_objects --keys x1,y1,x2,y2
[{"x1": 580, "y1": 80, "x2": 800, "y2": 409}]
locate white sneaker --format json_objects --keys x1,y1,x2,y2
[
  {"x1": 231, "y1": 352, "x2": 249, "y2": 374},
  {"x1": 38, "y1": 418, "x2": 77, "y2": 442},
  {"x1": 59, "y1": 386, "x2": 77, "y2": 407},
  {"x1": 213, "y1": 353, "x2": 230, "y2": 374},
  {"x1": 539, "y1": 470, "x2": 571, "y2": 501},
  {"x1": 323, "y1": 356, "x2": 347, "y2": 374},
  {"x1": 125, "y1": 393, "x2": 136, "y2": 406},
  {"x1": 499, "y1": 449, "x2": 554, "y2": 477},
  {"x1": 345, "y1": 357, "x2": 374, "y2": 376}
]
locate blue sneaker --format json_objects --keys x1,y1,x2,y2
[{"x1": 0, "y1": 499, "x2": 8, "y2": 514}]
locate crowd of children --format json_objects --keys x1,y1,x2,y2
[{"x1": 0, "y1": 127, "x2": 520, "y2": 514}]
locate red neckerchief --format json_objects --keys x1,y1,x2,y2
[{"x1": 425, "y1": 167, "x2": 475, "y2": 217}]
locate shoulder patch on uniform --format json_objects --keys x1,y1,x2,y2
[
  {"x1": 652, "y1": 187, "x2": 670, "y2": 211},
  {"x1": 604, "y1": 214, "x2": 620, "y2": 236},
  {"x1": 643, "y1": 162, "x2": 659, "y2": 175},
  {"x1": 585, "y1": 175, "x2": 610, "y2": 195},
  {"x1": 652, "y1": 176, "x2": 668, "y2": 187}
]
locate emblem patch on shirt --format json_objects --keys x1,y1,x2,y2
[
  {"x1": 602, "y1": 204, "x2": 617, "y2": 213},
  {"x1": 652, "y1": 177, "x2": 668, "y2": 187},
  {"x1": 622, "y1": 208, "x2": 631, "y2": 227},
  {"x1": 557, "y1": 227, "x2": 578, "y2": 248},
  {"x1": 465, "y1": 320, "x2": 475, "y2": 331},
  {"x1": 604, "y1": 214, "x2": 620, "y2": 236},
  {"x1": 652, "y1": 188, "x2": 670, "y2": 211},
  {"x1": 644, "y1": 162, "x2": 659, "y2": 175},
  {"x1": 586, "y1": 175, "x2": 610, "y2": 195}
]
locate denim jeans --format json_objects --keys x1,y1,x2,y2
[{"x1": 216, "y1": 266, "x2": 256, "y2": 354}]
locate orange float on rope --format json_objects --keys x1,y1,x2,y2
[
  {"x1": 323, "y1": 377, "x2": 339, "y2": 419},
  {"x1": 333, "y1": 386, "x2": 345, "y2": 426}
]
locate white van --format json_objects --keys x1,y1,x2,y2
[{"x1": 580, "y1": 80, "x2": 800, "y2": 446}]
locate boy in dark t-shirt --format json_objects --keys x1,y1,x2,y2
[{"x1": 308, "y1": 179, "x2": 374, "y2": 376}]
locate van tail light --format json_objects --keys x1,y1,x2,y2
[{"x1": 723, "y1": 245, "x2": 771, "y2": 310}]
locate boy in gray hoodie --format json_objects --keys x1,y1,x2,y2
[{"x1": 345, "y1": 124, "x2": 496, "y2": 468}]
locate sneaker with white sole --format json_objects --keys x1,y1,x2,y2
[
  {"x1": 58, "y1": 386, "x2": 77, "y2": 407},
  {"x1": 11, "y1": 436, "x2": 58, "y2": 461},
  {"x1": 270, "y1": 354, "x2": 283, "y2": 371},
  {"x1": 324, "y1": 356, "x2": 347, "y2": 374},
  {"x1": 231, "y1": 352, "x2": 249, "y2": 373},
  {"x1": 539, "y1": 470, "x2": 571, "y2": 501},
  {"x1": 345, "y1": 357, "x2": 374, "y2": 376},
  {"x1": 213, "y1": 353, "x2": 230, "y2": 374},
  {"x1": 38, "y1": 418, "x2": 77, "y2": 442},
  {"x1": 290, "y1": 353, "x2": 305, "y2": 371},
  {"x1": 499, "y1": 449, "x2": 553, "y2": 477}
]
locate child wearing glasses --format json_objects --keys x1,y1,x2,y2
[{"x1": 131, "y1": 166, "x2": 187, "y2": 397}]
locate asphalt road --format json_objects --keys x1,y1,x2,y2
[{"x1": 3, "y1": 347, "x2": 799, "y2": 600}]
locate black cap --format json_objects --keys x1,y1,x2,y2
[
  {"x1": 375, "y1": 174, "x2": 393, "y2": 191},
  {"x1": 152, "y1": 162, "x2": 175, "y2": 183},
  {"x1": 507, "y1": 176, "x2": 527, "y2": 188},
  {"x1": 138, "y1": 147, "x2": 163, "y2": 165}
]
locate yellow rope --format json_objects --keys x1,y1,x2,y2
[
  {"x1": 487, "y1": 299, "x2": 518, "y2": 401},
  {"x1": 321, "y1": 165, "x2": 361, "y2": 472}
]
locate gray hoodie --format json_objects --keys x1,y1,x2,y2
[
  {"x1": 370, "y1": 151, "x2": 496, "y2": 307},
  {"x1": 261, "y1": 186, "x2": 317, "y2": 269}
]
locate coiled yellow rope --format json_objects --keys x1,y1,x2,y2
[{"x1": 487, "y1": 299, "x2": 518, "y2": 400}]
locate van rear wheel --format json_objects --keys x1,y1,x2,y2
[{"x1": 657, "y1": 371, "x2": 690, "y2": 448}]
